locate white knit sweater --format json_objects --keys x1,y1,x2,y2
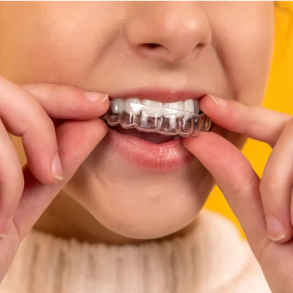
[{"x1": 0, "y1": 210, "x2": 271, "y2": 293}]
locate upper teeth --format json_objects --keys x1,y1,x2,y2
[{"x1": 111, "y1": 98, "x2": 199, "y2": 117}]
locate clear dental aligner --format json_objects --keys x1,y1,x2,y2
[{"x1": 103, "y1": 98, "x2": 213, "y2": 138}]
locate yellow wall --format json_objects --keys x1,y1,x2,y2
[{"x1": 204, "y1": 1, "x2": 293, "y2": 237}]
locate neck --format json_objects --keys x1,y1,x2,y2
[{"x1": 34, "y1": 190, "x2": 197, "y2": 245}]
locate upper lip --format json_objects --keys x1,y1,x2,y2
[{"x1": 109, "y1": 88, "x2": 207, "y2": 103}]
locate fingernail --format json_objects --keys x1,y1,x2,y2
[
  {"x1": 266, "y1": 216, "x2": 286, "y2": 241},
  {"x1": 85, "y1": 92, "x2": 109, "y2": 103},
  {"x1": 207, "y1": 94, "x2": 227, "y2": 109},
  {"x1": 52, "y1": 153, "x2": 63, "y2": 181}
]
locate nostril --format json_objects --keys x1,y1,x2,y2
[{"x1": 145, "y1": 43, "x2": 160, "y2": 49}]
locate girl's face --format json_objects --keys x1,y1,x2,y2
[{"x1": 0, "y1": 2, "x2": 274, "y2": 239}]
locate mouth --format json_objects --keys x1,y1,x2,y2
[{"x1": 101, "y1": 89, "x2": 213, "y2": 171}]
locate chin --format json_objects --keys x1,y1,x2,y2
[
  {"x1": 82, "y1": 184, "x2": 210, "y2": 240},
  {"x1": 66, "y1": 143, "x2": 215, "y2": 239}
]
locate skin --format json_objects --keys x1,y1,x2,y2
[{"x1": 0, "y1": 2, "x2": 292, "y2": 292}]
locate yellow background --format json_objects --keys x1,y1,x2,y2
[{"x1": 204, "y1": 1, "x2": 293, "y2": 237}]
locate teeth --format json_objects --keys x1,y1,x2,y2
[
  {"x1": 142, "y1": 100, "x2": 164, "y2": 117},
  {"x1": 163, "y1": 101, "x2": 184, "y2": 118},
  {"x1": 193, "y1": 100, "x2": 199, "y2": 114},
  {"x1": 105, "y1": 97, "x2": 211, "y2": 138},
  {"x1": 113, "y1": 98, "x2": 197, "y2": 116},
  {"x1": 183, "y1": 99, "x2": 194, "y2": 113},
  {"x1": 125, "y1": 98, "x2": 141, "y2": 115},
  {"x1": 111, "y1": 98, "x2": 124, "y2": 113},
  {"x1": 163, "y1": 101, "x2": 184, "y2": 110}
]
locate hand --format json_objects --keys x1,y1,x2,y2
[
  {"x1": 183, "y1": 94, "x2": 293, "y2": 293},
  {"x1": 0, "y1": 76, "x2": 109, "y2": 282}
]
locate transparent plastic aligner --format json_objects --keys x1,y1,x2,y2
[{"x1": 103, "y1": 99, "x2": 213, "y2": 138}]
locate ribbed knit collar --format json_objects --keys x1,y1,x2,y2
[{"x1": 1, "y1": 211, "x2": 265, "y2": 293}]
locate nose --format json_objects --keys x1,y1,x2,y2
[{"x1": 126, "y1": 2, "x2": 212, "y2": 64}]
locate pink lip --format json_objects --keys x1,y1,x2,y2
[
  {"x1": 104, "y1": 127, "x2": 195, "y2": 171},
  {"x1": 109, "y1": 88, "x2": 206, "y2": 103}
]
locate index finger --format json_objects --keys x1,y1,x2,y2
[
  {"x1": 21, "y1": 83, "x2": 109, "y2": 120},
  {"x1": 200, "y1": 94, "x2": 291, "y2": 147}
]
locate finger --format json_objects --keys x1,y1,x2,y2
[
  {"x1": 259, "y1": 117, "x2": 293, "y2": 243},
  {"x1": 183, "y1": 133, "x2": 269, "y2": 261},
  {"x1": 0, "y1": 76, "x2": 62, "y2": 185},
  {"x1": 200, "y1": 94, "x2": 292, "y2": 147},
  {"x1": 0, "y1": 120, "x2": 24, "y2": 236},
  {"x1": 13, "y1": 119, "x2": 108, "y2": 240},
  {"x1": 21, "y1": 83, "x2": 109, "y2": 120}
]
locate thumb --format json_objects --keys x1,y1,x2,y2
[
  {"x1": 14, "y1": 118, "x2": 108, "y2": 240},
  {"x1": 183, "y1": 132, "x2": 269, "y2": 259}
]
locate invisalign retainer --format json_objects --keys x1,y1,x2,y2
[{"x1": 102, "y1": 99, "x2": 213, "y2": 138}]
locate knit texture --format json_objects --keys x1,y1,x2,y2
[{"x1": 1, "y1": 210, "x2": 271, "y2": 293}]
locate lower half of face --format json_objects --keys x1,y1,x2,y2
[{"x1": 0, "y1": 2, "x2": 274, "y2": 239}]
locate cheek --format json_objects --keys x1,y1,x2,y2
[
  {"x1": 209, "y1": 2, "x2": 274, "y2": 106},
  {"x1": 206, "y1": 3, "x2": 274, "y2": 149},
  {"x1": 0, "y1": 2, "x2": 121, "y2": 84}
]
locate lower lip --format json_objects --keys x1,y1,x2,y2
[{"x1": 103, "y1": 127, "x2": 195, "y2": 171}]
